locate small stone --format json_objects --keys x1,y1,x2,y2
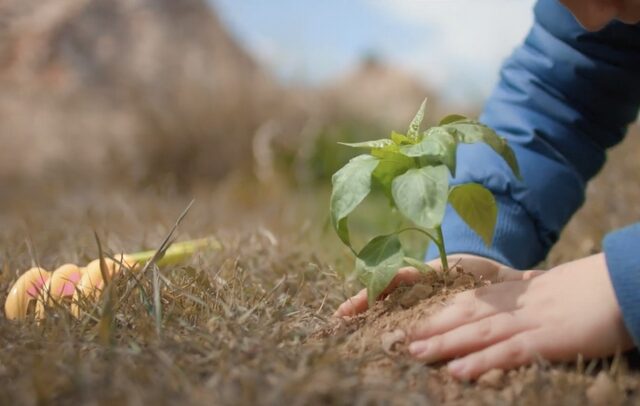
[
  {"x1": 586, "y1": 372, "x2": 620, "y2": 405},
  {"x1": 478, "y1": 368, "x2": 505, "y2": 388},
  {"x1": 381, "y1": 329, "x2": 406, "y2": 355},
  {"x1": 399, "y1": 284, "x2": 434, "y2": 308}
]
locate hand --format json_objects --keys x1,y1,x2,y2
[
  {"x1": 408, "y1": 253, "x2": 634, "y2": 380},
  {"x1": 333, "y1": 254, "x2": 541, "y2": 317}
]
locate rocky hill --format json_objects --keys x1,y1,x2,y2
[{"x1": 0, "y1": 0, "x2": 279, "y2": 187}]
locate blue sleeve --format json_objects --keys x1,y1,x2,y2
[{"x1": 427, "y1": 0, "x2": 640, "y2": 269}]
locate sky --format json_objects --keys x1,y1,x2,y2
[{"x1": 211, "y1": 0, "x2": 537, "y2": 104}]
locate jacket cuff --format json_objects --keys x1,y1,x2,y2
[
  {"x1": 426, "y1": 194, "x2": 546, "y2": 269},
  {"x1": 603, "y1": 223, "x2": 640, "y2": 346}
]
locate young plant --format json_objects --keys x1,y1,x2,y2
[{"x1": 330, "y1": 100, "x2": 521, "y2": 305}]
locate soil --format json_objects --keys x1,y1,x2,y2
[{"x1": 310, "y1": 267, "x2": 640, "y2": 405}]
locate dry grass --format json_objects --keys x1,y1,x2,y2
[
  {"x1": 0, "y1": 178, "x2": 354, "y2": 405},
  {"x1": 0, "y1": 126, "x2": 639, "y2": 405}
]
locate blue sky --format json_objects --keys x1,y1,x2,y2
[{"x1": 211, "y1": 0, "x2": 536, "y2": 104}]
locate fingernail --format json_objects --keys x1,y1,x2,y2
[
  {"x1": 448, "y1": 359, "x2": 466, "y2": 375},
  {"x1": 408, "y1": 341, "x2": 429, "y2": 356}
]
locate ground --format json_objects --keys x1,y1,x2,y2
[{"x1": 0, "y1": 131, "x2": 639, "y2": 405}]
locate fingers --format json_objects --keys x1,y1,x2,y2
[
  {"x1": 442, "y1": 254, "x2": 545, "y2": 283},
  {"x1": 390, "y1": 266, "x2": 425, "y2": 287},
  {"x1": 410, "y1": 281, "x2": 525, "y2": 340},
  {"x1": 333, "y1": 260, "x2": 543, "y2": 318},
  {"x1": 334, "y1": 267, "x2": 423, "y2": 317},
  {"x1": 446, "y1": 255, "x2": 500, "y2": 280},
  {"x1": 409, "y1": 311, "x2": 530, "y2": 363},
  {"x1": 446, "y1": 333, "x2": 536, "y2": 380},
  {"x1": 334, "y1": 288, "x2": 368, "y2": 317}
]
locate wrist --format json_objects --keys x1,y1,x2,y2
[{"x1": 603, "y1": 224, "x2": 640, "y2": 346}]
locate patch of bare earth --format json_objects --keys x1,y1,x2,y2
[{"x1": 310, "y1": 268, "x2": 640, "y2": 405}]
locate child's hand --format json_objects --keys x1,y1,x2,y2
[
  {"x1": 333, "y1": 254, "x2": 541, "y2": 317},
  {"x1": 408, "y1": 253, "x2": 634, "y2": 380}
]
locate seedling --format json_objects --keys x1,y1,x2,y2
[{"x1": 330, "y1": 100, "x2": 521, "y2": 305}]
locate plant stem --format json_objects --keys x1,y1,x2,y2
[
  {"x1": 396, "y1": 226, "x2": 448, "y2": 270},
  {"x1": 436, "y1": 226, "x2": 449, "y2": 271},
  {"x1": 396, "y1": 227, "x2": 439, "y2": 245},
  {"x1": 127, "y1": 237, "x2": 221, "y2": 268}
]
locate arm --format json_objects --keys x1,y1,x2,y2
[
  {"x1": 337, "y1": 0, "x2": 640, "y2": 376},
  {"x1": 427, "y1": 0, "x2": 640, "y2": 269}
]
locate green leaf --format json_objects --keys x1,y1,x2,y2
[
  {"x1": 330, "y1": 155, "x2": 379, "y2": 246},
  {"x1": 371, "y1": 143, "x2": 400, "y2": 156},
  {"x1": 391, "y1": 131, "x2": 414, "y2": 145},
  {"x1": 439, "y1": 114, "x2": 467, "y2": 125},
  {"x1": 400, "y1": 127, "x2": 457, "y2": 175},
  {"x1": 338, "y1": 139, "x2": 395, "y2": 149},
  {"x1": 371, "y1": 149, "x2": 416, "y2": 200},
  {"x1": 448, "y1": 183, "x2": 497, "y2": 246},
  {"x1": 403, "y1": 257, "x2": 436, "y2": 275},
  {"x1": 442, "y1": 120, "x2": 521, "y2": 179},
  {"x1": 355, "y1": 234, "x2": 405, "y2": 306},
  {"x1": 334, "y1": 218, "x2": 350, "y2": 250},
  {"x1": 392, "y1": 165, "x2": 450, "y2": 229},
  {"x1": 407, "y1": 98, "x2": 427, "y2": 141}
]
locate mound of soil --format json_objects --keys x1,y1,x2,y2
[{"x1": 310, "y1": 268, "x2": 640, "y2": 405}]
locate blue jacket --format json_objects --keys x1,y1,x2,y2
[{"x1": 427, "y1": 0, "x2": 640, "y2": 345}]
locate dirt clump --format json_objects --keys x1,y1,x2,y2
[{"x1": 314, "y1": 266, "x2": 484, "y2": 359}]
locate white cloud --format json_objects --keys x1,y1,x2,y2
[
  {"x1": 213, "y1": 0, "x2": 537, "y2": 104},
  {"x1": 367, "y1": 0, "x2": 536, "y2": 104}
]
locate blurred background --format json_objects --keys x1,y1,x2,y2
[
  {"x1": 0, "y1": 0, "x2": 637, "y2": 263},
  {"x1": 0, "y1": 0, "x2": 535, "y2": 189}
]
